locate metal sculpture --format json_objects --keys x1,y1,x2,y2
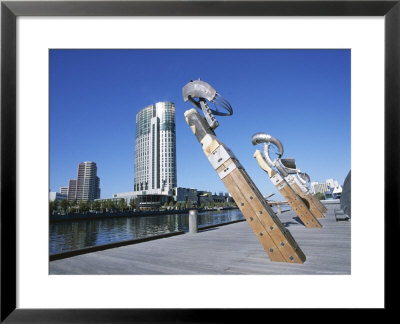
[
  {"x1": 252, "y1": 133, "x2": 323, "y2": 228},
  {"x1": 183, "y1": 79, "x2": 306, "y2": 263},
  {"x1": 253, "y1": 133, "x2": 327, "y2": 215},
  {"x1": 182, "y1": 79, "x2": 233, "y2": 130}
]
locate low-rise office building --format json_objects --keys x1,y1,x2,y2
[
  {"x1": 173, "y1": 187, "x2": 198, "y2": 203},
  {"x1": 49, "y1": 192, "x2": 67, "y2": 202}
]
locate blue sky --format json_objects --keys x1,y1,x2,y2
[{"x1": 50, "y1": 49, "x2": 350, "y2": 199}]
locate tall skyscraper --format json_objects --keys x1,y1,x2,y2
[
  {"x1": 67, "y1": 180, "x2": 77, "y2": 201},
  {"x1": 133, "y1": 101, "x2": 177, "y2": 195},
  {"x1": 66, "y1": 161, "x2": 100, "y2": 201}
]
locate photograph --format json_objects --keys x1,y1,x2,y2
[
  {"x1": 48, "y1": 49, "x2": 351, "y2": 275},
  {"x1": 2, "y1": 0, "x2": 395, "y2": 319}
]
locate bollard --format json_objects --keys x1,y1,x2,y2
[
  {"x1": 189, "y1": 209, "x2": 198, "y2": 234},
  {"x1": 277, "y1": 205, "x2": 282, "y2": 215}
]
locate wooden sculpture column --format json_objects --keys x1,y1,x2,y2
[
  {"x1": 310, "y1": 191, "x2": 328, "y2": 214},
  {"x1": 185, "y1": 108, "x2": 306, "y2": 263},
  {"x1": 286, "y1": 176, "x2": 325, "y2": 219},
  {"x1": 253, "y1": 151, "x2": 322, "y2": 228},
  {"x1": 311, "y1": 192, "x2": 328, "y2": 214}
]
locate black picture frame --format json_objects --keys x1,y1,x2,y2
[{"x1": 1, "y1": 0, "x2": 398, "y2": 322}]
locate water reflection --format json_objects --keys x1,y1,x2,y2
[{"x1": 49, "y1": 209, "x2": 245, "y2": 254}]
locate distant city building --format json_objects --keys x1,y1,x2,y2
[
  {"x1": 173, "y1": 187, "x2": 198, "y2": 203},
  {"x1": 212, "y1": 194, "x2": 230, "y2": 204},
  {"x1": 60, "y1": 186, "x2": 68, "y2": 195},
  {"x1": 76, "y1": 162, "x2": 100, "y2": 201},
  {"x1": 49, "y1": 192, "x2": 67, "y2": 202},
  {"x1": 324, "y1": 185, "x2": 343, "y2": 200},
  {"x1": 95, "y1": 192, "x2": 136, "y2": 207},
  {"x1": 197, "y1": 190, "x2": 212, "y2": 204},
  {"x1": 311, "y1": 182, "x2": 329, "y2": 195},
  {"x1": 97, "y1": 191, "x2": 138, "y2": 207},
  {"x1": 326, "y1": 178, "x2": 339, "y2": 188},
  {"x1": 112, "y1": 191, "x2": 136, "y2": 201},
  {"x1": 67, "y1": 179, "x2": 77, "y2": 201},
  {"x1": 133, "y1": 101, "x2": 177, "y2": 196},
  {"x1": 172, "y1": 187, "x2": 233, "y2": 205},
  {"x1": 311, "y1": 178, "x2": 343, "y2": 199},
  {"x1": 96, "y1": 192, "x2": 170, "y2": 211},
  {"x1": 64, "y1": 162, "x2": 100, "y2": 201},
  {"x1": 96, "y1": 187, "x2": 233, "y2": 210},
  {"x1": 331, "y1": 185, "x2": 343, "y2": 199}
]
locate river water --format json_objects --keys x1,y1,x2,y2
[{"x1": 49, "y1": 208, "x2": 246, "y2": 254}]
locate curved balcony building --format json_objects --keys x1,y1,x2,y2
[{"x1": 133, "y1": 102, "x2": 177, "y2": 195}]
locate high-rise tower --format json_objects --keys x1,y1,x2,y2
[
  {"x1": 67, "y1": 161, "x2": 100, "y2": 201},
  {"x1": 133, "y1": 102, "x2": 177, "y2": 195}
]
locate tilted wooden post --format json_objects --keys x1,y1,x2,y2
[
  {"x1": 308, "y1": 189, "x2": 328, "y2": 214},
  {"x1": 312, "y1": 192, "x2": 328, "y2": 214},
  {"x1": 185, "y1": 108, "x2": 306, "y2": 263},
  {"x1": 254, "y1": 150, "x2": 322, "y2": 228},
  {"x1": 285, "y1": 175, "x2": 326, "y2": 218}
]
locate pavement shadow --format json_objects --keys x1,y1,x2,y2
[
  {"x1": 198, "y1": 228, "x2": 218, "y2": 233},
  {"x1": 292, "y1": 216, "x2": 305, "y2": 226},
  {"x1": 281, "y1": 221, "x2": 300, "y2": 228}
]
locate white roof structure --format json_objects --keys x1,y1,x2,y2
[{"x1": 332, "y1": 185, "x2": 343, "y2": 194}]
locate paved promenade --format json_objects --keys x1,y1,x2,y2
[{"x1": 49, "y1": 202, "x2": 350, "y2": 275}]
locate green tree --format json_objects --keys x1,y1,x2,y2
[
  {"x1": 186, "y1": 200, "x2": 193, "y2": 209},
  {"x1": 129, "y1": 199, "x2": 136, "y2": 211},
  {"x1": 60, "y1": 199, "x2": 69, "y2": 213},
  {"x1": 84, "y1": 200, "x2": 91, "y2": 212},
  {"x1": 92, "y1": 200, "x2": 101, "y2": 212},
  {"x1": 100, "y1": 200, "x2": 107, "y2": 212},
  {"x1": 49, "y1": 200, "x2": 59, "y2": 214},
  {"x1": 168, "y1": 201, "x2": 174, "y2": 208},
  {"x1": 78, "y1": 200, "x2": 90, "y2": 213},
  {"x1": 102, "y1": 200, "x2": 110, "y2": 212},
  {"x1": 69, "y1": 200, "x2": 77, "y2": 213},
  {"x1": 118, "y1": 198, "x2": 127, "y2": 212},
  {"x1": 134, "y1": 198, "x2": 140, "y2": 211},
  {"x1": 109, "y1": 200, "x2": 117, "y2": 212},
  {"x1": 315, "y1": 192, "x2": 325, "y2": 200}
]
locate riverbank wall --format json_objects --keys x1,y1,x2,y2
[
  {"x1": 49, "y1": 207, "x2": 239, "y2": 223},
  {"x1": 50, "y1": 218, "x2": 246, "y2": 261}
]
